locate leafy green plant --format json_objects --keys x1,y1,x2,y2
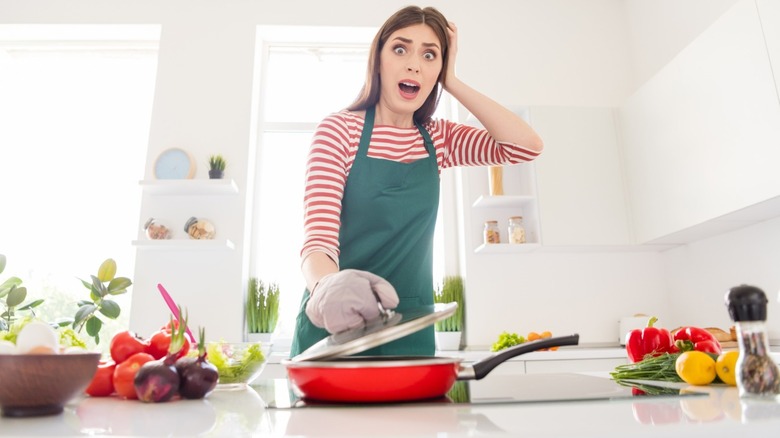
[
  {"x1": 246, "y1": 278, "x2": 279, "y2": 334},
  {"x1": 433, "y1": 275, "x2": 464, "y2": 332},
  {"x1": 208, "y1": 154, "x2": 227, "y2": 171},
  {"x1": 0, "y1": 254, "x2": 44, "y2": 331},
  {"x1": 72, "y1": 258, "x2": 132, "y2": 345}
]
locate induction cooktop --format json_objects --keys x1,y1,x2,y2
[{"x1": 255, "y1": 373, "x2": 705, "y2": 409}]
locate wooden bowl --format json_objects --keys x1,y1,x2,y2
[{"x1": 0, "y1": 352, "x2": 100, "y2": 417}]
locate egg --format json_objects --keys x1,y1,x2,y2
[
  {"x1": 16, "y1": 321, "x2": 59, "y2": 354},
  {"x1": 0, "y1": 340, "x2": 17, "y2": 355}
]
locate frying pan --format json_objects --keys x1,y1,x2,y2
[{"x1": 283, "y1": 303, "x2": 580, "y2": 403}]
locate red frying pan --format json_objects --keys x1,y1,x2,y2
[{"x1": 283, "y1": 303, "x2": 579, "y2": 403}]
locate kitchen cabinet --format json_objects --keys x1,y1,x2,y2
[
  {"x1": 461, "y1": 108, "x2": 543, "y2": 253},
  {"x1": 129, "y1": 177, "x2": 245, "y2": 341},
  {"x1": 618, "y1": 0, "x2": 780, "y2": 244},
  {"x1": 529, "y1": 106, "x2": 632, "y2": 246}
]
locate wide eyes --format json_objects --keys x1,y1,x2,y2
[{"x1": 392, "y1": 44, "x2": 438, "y2": 61}]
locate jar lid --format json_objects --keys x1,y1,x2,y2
[
  {"x1": 725, "y1": 284, "x2": 768, "y2": 322},
  {"x1": 485, "y1": 220, "x2": 498, "y2": 225},
  {"x1": 510, "y1": 216, "x2": 523, "y2": 220}
]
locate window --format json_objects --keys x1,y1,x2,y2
[
  {"x1": 250, "y1": 28, "x2": 451, "y2": 347},
  {"x1": 0, "y1": 25, "x2": 159, "y2": 351}
]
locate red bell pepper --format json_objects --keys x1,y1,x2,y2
[
  {"x1": 625, "y1": 316, "x2": 674, "y2": 363},
  {"x1": 672, "y1": 327, "x2": 722, "y2": 355}
]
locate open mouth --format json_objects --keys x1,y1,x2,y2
[{"x1": 398, "y1": 81, "x2": 421, "y2": 99}]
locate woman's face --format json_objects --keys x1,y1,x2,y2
[{"x1": 378, "y1": 23, "x2": 443, "y2": 117}]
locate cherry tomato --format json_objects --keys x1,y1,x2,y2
[
  {"x1": 113, "y1": 352, "x2": 154, "y2": 399},
  {"x1": 84, "y1": 360, "x2": 116, "y2": 397},
  {"x1": 110, "y1": 330, "x2": 150, "y2": 364},
  {"x1": 147, "y1": 329, "x2": 191, "y2": 360}
]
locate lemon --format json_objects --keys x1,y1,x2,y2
[
  {"x1": 715, "y1": 350, "x2": 739, "y2": 386},
  {"x1": 675, "y1": 351, "x2": 717, "y2": 385}
]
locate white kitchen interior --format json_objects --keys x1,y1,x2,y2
[{"x1": 1, "y1": 0, "x2": 778, "y2": 351}]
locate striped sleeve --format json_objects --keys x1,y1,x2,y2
[
  {"x1": 431, "y1": 119, "x2": 542, "y2": 169},
  {"x1": 300, "y1": 113, "x2": 360, "y2": 265}
]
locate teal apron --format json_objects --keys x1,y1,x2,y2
[{"x1": 290, "y1": 106, "x2": 440, "y2": 357}]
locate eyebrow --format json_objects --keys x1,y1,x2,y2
[{"x1": 392, "y1": 36, "x2": 440, "y2": 50}]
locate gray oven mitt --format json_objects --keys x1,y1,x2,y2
[{"x1": 306, "y1": 269, "x2": 399, "y2": 334}]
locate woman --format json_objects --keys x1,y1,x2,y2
[{"x1": 290, "y1": 5, "x2": 543, "y2": 357}]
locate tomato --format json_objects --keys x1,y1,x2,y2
[
  {"x1": 675, "y1": 351, "x2": 717, "y2": 386},
  {"x1": 110, "y1": 330, "x2": 150, "y2": 364},
  {"x1": 147, "y1": 329, "x2": 191, "y2": 360},
  {"x1": 715, "y1": 350, "x2": 739, "y2": 386},
  {"x1": 113, "y1": 352, "x2": 154, "y2": 399},
  {"x1": 84, "y1": 360, "x2": 116, "y2": 397}
]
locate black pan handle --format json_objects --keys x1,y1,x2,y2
[{"x1": 464, "y1": 334, "x2": 580, "y2": 380}]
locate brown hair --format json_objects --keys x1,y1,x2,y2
[{"x1": 347, "y1": 6, "x2": 450, "y2": 125}]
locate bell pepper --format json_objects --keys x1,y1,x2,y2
[
  {"x1": 671, "y1": 326, "x2": 722, "y2": 355},
  {"x1": 625, "y1": 316, "x2": 674, "y2": 363}
]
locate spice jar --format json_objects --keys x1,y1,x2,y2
[
  {"x1": 508, "y1": 216, "x2": 526, "y2": 244},
  {"x1": 725, "y1": 284, "x2": 780, "y2": 399},
  {"x1": 483, "y1": 220, "x2": 500, "y2": 244},
  {"x1": 184, "y1": 216, "x2": 216, "y2": 240},
  {"x1": 144, "y1": 218, "x2": 170, "y2": 240}
]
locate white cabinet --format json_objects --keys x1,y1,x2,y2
[
  {"x1": 618, "y1": 0, "x2": 780, "y2": 244},
  {"x1": 529, "y1": 106, "x2": 632, "y2": 246}
]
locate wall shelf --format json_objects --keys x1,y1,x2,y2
[
  {"x1": 472, "y1": 195, "x2": 535, "y2": 208},
  {"x1": 139, "y1": 179, "x2": 238, "y2": 195},
  {"x1": 132, "y1": 239, "x2": 235, "y2": 251},
  {"x1": 474, "y1": 243, "x2": 541, "y2": 254}
]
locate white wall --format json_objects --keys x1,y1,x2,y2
[{"x1": 2, "y1": 0, "x2": 776, "y2": 346}]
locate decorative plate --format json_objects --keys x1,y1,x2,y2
[{"x1": 154, "y1": 148, "x2": 196, "y2": 179}]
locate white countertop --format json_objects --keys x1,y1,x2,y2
[
  {"x1": 3, "y1": 346, "x2": 780, "y2": 437},
  {"x1": 2, "y1": 373, "x2": 780, "y2": 437}
]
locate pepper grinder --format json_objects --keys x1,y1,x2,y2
[{"x1": 725, "y1": 284, "x2": 780, "y2": 399}]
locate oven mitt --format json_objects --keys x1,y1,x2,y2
[{"x1": 305, "y1": 269, "x2": 400, "y2": 334}]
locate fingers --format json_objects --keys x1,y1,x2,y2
[{"x1": 348, "y1": 270, "x2": 399, "y2": 308}]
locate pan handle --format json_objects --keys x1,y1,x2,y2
[{"x1": 464, "y1": 334, "x2": 580, "y2": 380}]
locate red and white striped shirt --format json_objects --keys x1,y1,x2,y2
[{"x1": 301, "y1": 110, "x2": 540, "y2": 265}]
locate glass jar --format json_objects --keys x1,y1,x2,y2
[
  {"x1": 508, "y1": 216, "x2": 526, "y2": 244},
  {"x1": 725, "y1": 285, "x2": 780, "y2": 399},
  {"x1": 483, "y1": 220, "x2": 500, "y2": 244},
  {"x1": 144, "y1": 217, "x2": 171, "y2": 240}
]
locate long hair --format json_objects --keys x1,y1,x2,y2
[{"x1": 347, "y1": 6, "x2": 450, "y2": 125}]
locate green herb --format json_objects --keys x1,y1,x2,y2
[
  {"x1": 206, "y1": 342, "x2": 265, "y2": 384},
  {"x1": 72, "y1": 258, "x2": 132, "y2": 345},
  {"x1": 246, "y1": 278, "x2": 279, "y2": 334},
  {"x1": 1, "y1": 254, "x2": 44, "y2": 330},
  {"x1": 610, "y1": 352, "x2": 684, "y2": 383},
  {"x1": 491, "y1": 331, "x2": 526, "y2": 352},
  {"x1": 433, "y1": 275, "x2": 464, "y2": 332}
]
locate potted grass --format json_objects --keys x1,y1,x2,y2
[
  {"x1": 208, "y1": 154, "x2": 227, "y2": 179},
  {"x1": 246, "y1": 277, "x2": 279, "y2": 355},
  {"x1": 433, "y1": 275, "x2": 465, "y2": 351}
]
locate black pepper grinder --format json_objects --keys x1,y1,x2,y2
[{"x1": 725, "y1": 284, "x2": 780, "y2": 399}]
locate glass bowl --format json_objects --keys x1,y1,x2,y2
[{"x1": 205, "y1": 342, "x2": 266, "y2": 390}]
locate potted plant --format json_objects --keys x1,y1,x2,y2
[
  {"x1": 208, "y1": 154, "x2": 227, "y2": 179},
  {"x1": 433, "y1": 275, "x2": 465, "y2": 351},
  {"x1": 246, "y1": 277, "x2": 279, "y2": 353}
]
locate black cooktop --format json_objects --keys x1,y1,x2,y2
[{"x1": 254, "y1": 373, "x2": 704, "y2": 409}]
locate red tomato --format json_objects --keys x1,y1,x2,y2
[
  {"x1": 110, "y1": 330, "x2": 150, "y2": 364},
  {"x1": 113, "y1": 352, "x2": 154, "y2": 399},
  {"x1": 84, "y1": 360, "x2": 116, "y2": 397},
  {"x1": 147, "y1": 329, "x2": 191, "y2": 360}
]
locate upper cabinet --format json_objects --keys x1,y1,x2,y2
[
  {"x1": 530, "y1": 106, "x2": 632, "y2": 246},
  {"x1": 618, "y1": 0, "x2": 780, "y2": 244}
]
